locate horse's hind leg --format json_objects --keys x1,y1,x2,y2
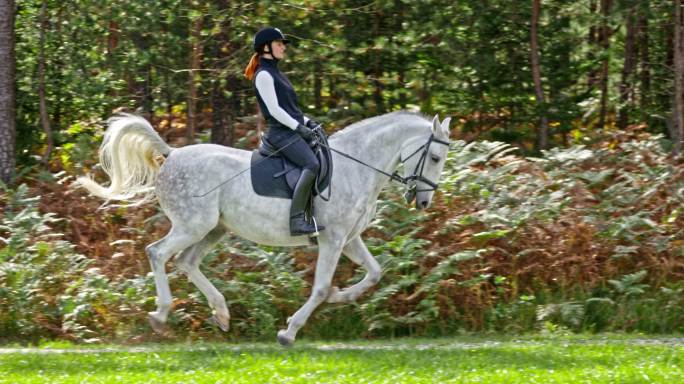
[
  {"x1": 327, "y1": 236, "x2": 382, "y2": 303},
  {"x1": 175, "y1": 225, "x2": 230, "y2": 332},
  {"x1": 146, "y1": 223, "x2": 214, "y2": 332}
]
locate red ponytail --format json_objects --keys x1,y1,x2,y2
[{"x1": 244, "y1": 53, "x2": 259, "y2": 81}]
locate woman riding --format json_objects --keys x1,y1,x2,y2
[{"x1": 244, "y1": 27, "x2": 325, "y2": 236}]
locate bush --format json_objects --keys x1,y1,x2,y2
[{"x1": 2, "y1": 130, "x2": 683, "y2": 343}]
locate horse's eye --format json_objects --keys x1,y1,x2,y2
[{"x1": 431, "y1": 155, "x2": 440, "y2": 163}]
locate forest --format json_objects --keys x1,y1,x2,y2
[{"x1": 0, "y1": 0, "x2": 683, "y2": 343}]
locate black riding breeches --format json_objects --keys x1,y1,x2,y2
[{"x1": 267, "y1": 128, "x2": 320, "y2": 174}]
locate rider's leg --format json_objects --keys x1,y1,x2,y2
[
  {"x1": 289, "y1": 168, "x2": 319, "y2": 235},
  {"x1": 269, "y1": 133, "x2": 325, "y2": 235}
]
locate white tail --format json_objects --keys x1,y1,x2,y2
[{"x1": 77, "y1": 114, "x2": 172, "y2": 205}]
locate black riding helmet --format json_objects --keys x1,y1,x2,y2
[{"x1": 253, "y1": 27, "x2": 290, "y2": 52}]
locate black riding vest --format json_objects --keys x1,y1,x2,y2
[{"x1": 254, "y1": 58, "x2": 305, "y2": 136}]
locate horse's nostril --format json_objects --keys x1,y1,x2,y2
[{"x1": 420, "y1": 201, "x2": 428, "y2": 208}]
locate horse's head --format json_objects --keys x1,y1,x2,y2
[{"x1": 401, "y1": 115, "x2": 451, "y2": 210}]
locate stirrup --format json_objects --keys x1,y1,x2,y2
[
  {"x1": 309, "y1": 217, "x2": 324, "y2": 237},
  {"x1": 290, "y1": 213, "x2": 325, "y2": 237}
]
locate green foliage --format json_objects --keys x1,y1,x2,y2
[
  {"x1": 198, "y1": 241, "x2": 308, "y2": 340},
  {"x1": 5, "y1": 0, "x2": 684, "y2": 343},
  {"x1": 1, "y1": 186, "x2": 90, "y2": 340},
  {"x1": 3, "y1": 132, "x2": 684, "y2": 342},
  {"x1": 0, "y1": 183, "x2": 154, "y2": 342},
  {"x1": 349, "y1": 133, "x2": 684, "y2": 336},
  {"x1": 1, "y1": 336, "x2": 683, "y2": 383},
  {"x1": 13, "y1": 0, "x2": 683, "y2": 164},
  {"x1": 361, "y1": 226, "x2": 433, "y2": 334},
  {"x1": 57, "y1": 121, "x2": 104, "y2": 172},
  {"x1": 0, "y1": 184, "x2": 82, "y2": 340}
]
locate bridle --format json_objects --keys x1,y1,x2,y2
[
  {"x1": 319, "y1": 131, "x2": 450, "y2": 195},
  {"x1": 401, "y1": 134, "x2": 451, "y2": 193}
]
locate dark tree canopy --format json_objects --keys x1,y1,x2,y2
[{"x1": 6, "y1": 0, "x2": 684, "y2": 169}]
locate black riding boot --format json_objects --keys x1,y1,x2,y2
[{"x1": 290, "y1": 169, "x2": 325, "y2": 236}]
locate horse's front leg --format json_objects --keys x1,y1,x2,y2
[
  {"x1": 277, "y1": 235, "x2": 345, "y2": 346},
  {"x1": 327, "y1": 236, "x2": 382, "y2": 303}
]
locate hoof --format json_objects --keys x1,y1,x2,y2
[
  {"x1": 277, "y1": 330, "x2": 295, "y2": 347},
  {"x1": 148, "y1": 312, "x2": 167, "y2": 334},
  {"x1": 210, "y1": 314, "x2": 230, "y2": 332}
]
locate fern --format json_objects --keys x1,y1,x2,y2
[
  {"x1": 608, "y1": 270, "x2": 649, "y2": 297},
  {"x1": 536, "y1": 302, "x2": 585, "y2": 329}
]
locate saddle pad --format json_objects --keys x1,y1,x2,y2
[
  {"x1": 250, "y1": 151, "x2": 293, "y2": 199},
  {"x1": 250, "y1": 149, "x2": 331, "y2": 199}
]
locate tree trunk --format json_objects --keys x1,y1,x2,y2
[
  {"x1": 210, "y1": 79, "x2": 233, "y2": 146},
  {"x1": 314, "y1": 60, "x2": 322, "y2": 111},
  {"x1": 327, "y1": 75, "x2": 337, "y2": 109},
  {"x1": 618, "y1": 8, "x2": 638, "y2": 130},
  {"x1": 38, "y1": 0, "x2": 53, "y2": 164},
  {"x1": 372, "y1": 3, "x2": 384, "y2": 114},
  {"x1": 672, "y1": 0, "x2": 684, "y2": 155},
  {"x1": 128, "y1": 30, "x2": 152, "y2": 116},
  {"x1": 588, "y1": 0, "x2": 599, "y2": 89},
  {"x1": 0, "y1": 0, "x2": 14, "y2": 184},
  {"x1": 107, "y1": 20, "x2": 118, "y2": 57},
  {"x1": 531, "y1": 0, "x2": 549, "y2": 150},
  {"x1": 209, "y1": 6, "x2": 234, "y2": 147},
  {"x1": 398, "y1": 67, "x2": 407, "y2": 109},
  {"x1": 229, "y1": 76, "x2": 241, "y2": 119},
  {"x1": 597, "y1": 0, "x2": 613, "y2": 129},
  {"x1": 142, "y1": 66, "x2": 153, "y2": 117},
  {"x1": 638, "y1": 3, "x2": 651, "y2": 119},
  {"x1": 186, "y1": 13, "x2": 203, "y2": 144},
  {"x1": 164, "y1": 70, "x2": 173, "y2": 139},
  {"x1": 51, "y1": 4, "x2": 64, "y2": 130}
]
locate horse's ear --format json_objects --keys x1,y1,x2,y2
[
  {"x1": 441, "y1": 117, "x2": 452, "y2": 137},
  {"x1": 432, "y1": 115, "x2": 440, "y2": 133}
]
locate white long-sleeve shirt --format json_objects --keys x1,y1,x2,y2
[{"x1": 255, "y1": 70, "x2": 310, "y2": 130}]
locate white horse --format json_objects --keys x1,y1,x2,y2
[{"x1": 78, "y1": 111, "x2": 451, "y2": 346}]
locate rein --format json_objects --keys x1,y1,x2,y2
[
  {"x1": 318, "y1": 133, "x2": 450, "y2": 191},
  {"x1": 193, "y1": 129, "x2": 449, "y2": 198}
]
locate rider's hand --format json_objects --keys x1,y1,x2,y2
[
  {"x1": 305, "y1": 119, "x2": 321, "y2": 130},
  {"x1": 295, "y1": 123, "x2": 315, "y2": 141}
]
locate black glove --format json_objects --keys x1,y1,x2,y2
[
  {"x1": 305, "y1": 119, "x2": 321, "y2": 129},
  {"x1": 295, "y1": 123, "x2": 314, "y2": 141}
]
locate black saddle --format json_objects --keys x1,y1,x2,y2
[{"x1": 250, "y1": 136, "x2": 332, "y2": 199}]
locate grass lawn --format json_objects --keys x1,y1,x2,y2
[{"x1": 0, "y1": 334, "x2": 682, "y2": 383}]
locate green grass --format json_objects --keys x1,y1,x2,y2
[{"x1": 1, "y1": 335, "x2": 682, "y2": 383}]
